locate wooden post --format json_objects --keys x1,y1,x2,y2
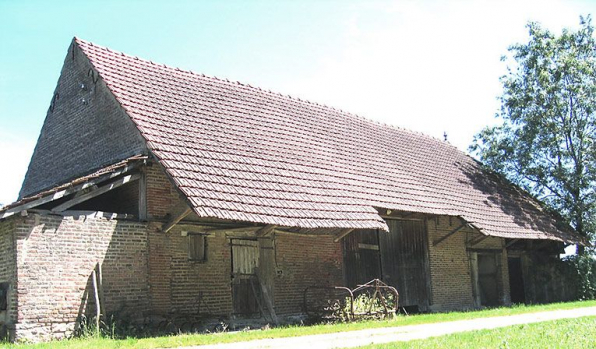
[
  {"x1": 98, "y1": 263, "x2": 104, "y2": 313},
  {"x1": 91, "y1": 265, "x2": 101, "y2": 333},
  {"x1": 138, "y1": 170, "x2": 147, "y2": 220}
]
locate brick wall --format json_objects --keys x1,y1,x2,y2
[
  {"x1": 147, "y1": 223, "x2": 233, "y2": 316},
  {"x1": 146, "y1": 224, "x2": 343, "y2": 318},
  {"x1": 427, "y1": 216, "x2": 510, "y2": 311},
  {"x1": 19, "y1": 39, "x2": 146, "y2": 199},
  {"x1": 0, "y1": 219, "x2": 17, "y2": 339},
  {"x1": 12, "y1": 213, "x2": 149, "y2": 342},
  {"x1": 273, "y1": 233, "x2": 343, "y2": 315},
  {"x1": 145, "y1": 164, "x2": 186, "y2": 220}
]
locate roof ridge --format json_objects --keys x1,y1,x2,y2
[{"x1": 74, "y1": 37, "x2": 454, "y2": 150}]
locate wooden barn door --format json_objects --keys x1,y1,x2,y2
[
  {"x1": 343, "y1": 229, "x2": 382, "y2": 288},
  {"x1": 231, "y1": 239, "x2": 261, "y2": 316},
  {"x1": 475, "y1": 252, "x2": 500, "y2": 306},
  {"x1": 379, "y1": 220, "x2": 430, "y2": 310}
]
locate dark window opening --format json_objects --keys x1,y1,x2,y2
[
  {"x1": 0, "y1": 283, "x2": 8, "y2": 311},
  {"x1": 189, "y1": 234, "x2": 207, "y2": 262}
]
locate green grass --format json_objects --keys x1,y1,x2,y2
[
  {"x1": 2, "y1": 300, "x2": 596, "y2": 349},
  {"x1": 363, "y1": 316, "x2": 596, "y2": 348}
]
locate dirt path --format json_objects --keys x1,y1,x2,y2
[{"x1": 175, "y1": 306, "x2": 596, "y2": 349}]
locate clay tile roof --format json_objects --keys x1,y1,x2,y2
[{"x1": 74, "y1": 37, "x2": 583, "y2": 243}]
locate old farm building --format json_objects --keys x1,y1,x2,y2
[{"x1": 0, "y1": 38, "x2": 585, "y2": 341}]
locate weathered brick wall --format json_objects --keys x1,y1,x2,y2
[
  {"x1": 273, "y1": 233, "x2": 343, "y2": 315},
  {"x1": 146, "y1": 224, "x2": 343, "y2": 318},
  {"x1": 146, "y1": 164, "x2": 186, "y2": 220},
  {"x1": 427, "y1": 216, "x2": 510, "y2": 311},
  {"x1": 19, "y1": 39, "x2": 146, "y2": 199},
  {"x1": 13, "y1": 214, "x2": 149, "y2": 342},
  {"x1": 0, "y1": 219, "x2": 17, "y2": 339},
  {"x1": 147, "y1": 223, "x2": 233, "y2": 316},
  {"x1": 427, "y1": 216, "x2": 475, "y2": 311}
]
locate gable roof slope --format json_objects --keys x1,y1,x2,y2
[{"x1": 65, "y1": 37, "x2": 580, "y2": 243}]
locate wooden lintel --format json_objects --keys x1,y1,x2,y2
[
  {"x1": 505, "y1": 239, "x2": 520, "y2": 249},
  {"x1": 469, "y1": 235, "x2": 489, "y2": 246},
  {"x1": 162, "y1": 207, "x2": 193, "y2": 233},
  {"x1": 334, "y1": 228, "x2": 355, "y2": 243},
  {"x1": 533, "y1": 240, "x2": 553, "y2": 250},
  {"x1": 380, "y1": 215, "x2": 425, "y2": 221},
  {"x1": 433, "y1": 222, "x2": 466, "y2": 246},
  {"x1": 51, "y1": 174, "x2": 141, "y2": 213},
  {"x1": 256, "y1": 225, "x2": 277, "y2": 237},
  {"x1": 207, "y1": 226, "x2": 261, "y2": 235}
]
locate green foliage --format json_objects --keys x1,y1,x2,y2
[
  {"x1": 470, "y1": 16, "x2": 596, "y2": 249},
  {"x1": 351, "y1": 292, "x2": 397, "y2": 319},
  {"x1": 329, "y1": 292, "x2": 398, "y2": 322},
  {"x1": 3, "y1": 301, "x2": 596, "y2": 349},
  {"x1": 565, "y1": 254, "x2": 596, "y2": 299}
]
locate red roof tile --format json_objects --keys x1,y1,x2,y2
[{"x1": 75, "y1": 38, "x2": 582, "y2": 243}]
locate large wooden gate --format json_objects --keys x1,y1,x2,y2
[
  {"x1": 380, "y1": 220, "x2": 430, "y2": 309},
  {"x1": 343, "y1": 229, "x2": 382, "y2": 289},
  {"x1": 343, "y1": 220, "x2": 431, "y2": 310}
]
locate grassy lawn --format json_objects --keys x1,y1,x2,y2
[
  {"x1": 2, "y1": 300, "x2": 596, "y2": 349},
  {"x1": 363, "y1": 316, "x2": 596, "y2": 348}
]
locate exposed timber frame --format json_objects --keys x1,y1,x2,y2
[
  {"x1": 0, "y1": 158, "x2": 144, "y2": 219},
  {"x1": 51, "y1": 173, "x2": 141, "y2": 212},
  {"x1": 334, "y1": 228, "x2": 355, "y2": 242},
  {"x1": 468, "y1": 234, "x2": 489, "y2": 247},
  {"x1": 433, "y1": 221, "x2": 467, "y2": 246},
  {"x1": 162, "y1": 207, "x2": 193, "y2": 233},
  {"x1": 505, "y1": 239, "x2": 520, "y2": 249}
]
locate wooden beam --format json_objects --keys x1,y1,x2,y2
[
  {"x1": 433, "y1": 222, "x2": 466, "y2": 246},
  {"x1": 1, "y1": 162, "x2": 142, "y2": 219},
  {"x1": 138, "y1": 170, "x2": 147, "y2": 221},
  {"x1": 51, "y1": 174, "x2": 140, "y2": 213},
  {"x1": 256, "y1": 225, "x2": 277, "y2": 237},
  {"x1": 380, "y1": 215, "x2": 425, "y2": 221},
  {"x1": 162, "y1": 207, "x2": 193, "y2": 233},
  {"x1": 334, "y1": 228, "x2": 355, "y2": 242},
  {"x1": 505, "y1": 239, "x2": 520, "y2": 249},
  {"x1": 533, "y1": 240, "x2": 553, "y2": 250},
  {"x1": 468, "y1": 235, "x2": 488, "y2": 247},
  {"x1": 206, "y1": 226, "x2": 261, "y2": 235}
]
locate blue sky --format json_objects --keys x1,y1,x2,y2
[{"x1": 0, "y1": 0, "x2": 594, "y2": 206}]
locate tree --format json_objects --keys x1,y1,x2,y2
[{"x1": 470, "y1": 16, "x2": 596, "y2": 255}]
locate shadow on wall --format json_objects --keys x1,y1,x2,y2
[{"x1": 15, "y1": 214, "x2": 150, "y2": 341}]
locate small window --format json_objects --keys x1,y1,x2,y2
[
  {"x1": 0, "y1": 283, "x2": 8, "y2": 311},
  {"x1": 189, "y1": 234, "x2": 207, "y2": 262}
]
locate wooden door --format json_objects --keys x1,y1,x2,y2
[
  {"x1": 231, "y1": 239, "x2": 260, "y2": 315},
  {"x1": 379, "y1": 220, "x2": 430, "y2": 309},
  {"x1": 342, "y1": 229, "x2": 382, "y2": 288},
  {"x1": 508, "y1": 257, "x2": 526, "y2": 304},
  {"x1": 477, "y1": 253, "x2": 500, "y2": 306}
]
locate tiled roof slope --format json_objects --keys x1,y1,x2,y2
[{"x1": 75, "y1": 38, "x2": 582, "y2": 243}]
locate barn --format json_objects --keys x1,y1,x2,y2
[{"x1": 0, "y1": 38, "x2": 584, "y2": 342}]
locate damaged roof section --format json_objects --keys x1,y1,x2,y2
[{"x1": 0, "y1": 155, "x2": 147, "y2": 219}]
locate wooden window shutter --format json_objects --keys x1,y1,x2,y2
[{"x1": 189, "y1": 234, "x2": 207, "y2": 262}]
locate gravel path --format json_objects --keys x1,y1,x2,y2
[{"x1": 174, "y1": 306, "x2": 596, "y2": 349}]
